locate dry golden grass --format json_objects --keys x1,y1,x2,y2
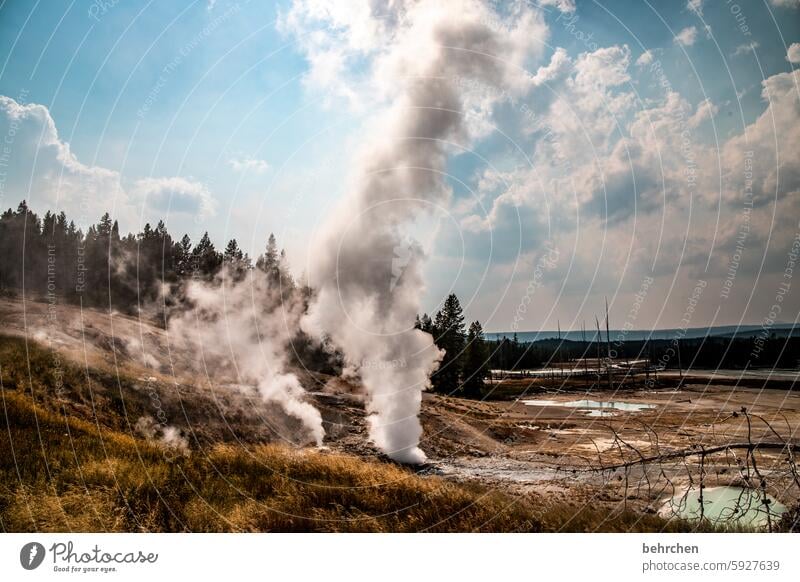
[
  {"x1": 1, "y1": 334, "x2": 724, "y2": 532},
  {"x1": 0, "y1": 384, "x2": 546, "y2": 532}
]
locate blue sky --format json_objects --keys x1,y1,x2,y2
[{"x1": 1, "y1": 0, "x2": 799, "y2": 332}]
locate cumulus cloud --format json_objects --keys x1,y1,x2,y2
[
  {"x1": 0, "y1": 94, "x2": 217, "y2": 227},
  {"x1": 688, "y1": 98, "x2": 718, "y2": 128},
  {"x1": 132, "y1": 176, "x2": 217, "y2": 220},
  {"x1": 788, "y1": 42, "x2": 800, "y2": 63},
  {"x1": 687, "y1": 0, "x2": 704, "y2": 16},
  {"x1": 454, "y1": 31, "x2": 800, "y2": 304},
  {"x1": 674, "y1": 26, "x2": 698, "y2": 46},
  {"x1": 0, "y1": 95, "x2": 125, "y2": 220},
  {"x1": 278, "y1": 0, "x2": 549, "y2": 111},
  {"x1": 636, "y1": 50, "x2": 654, "y2": 67},
  {"x1": 721, "y1": 68, "x2": 800, "y2": 207},
  {"x1": 277, "y1": 2, "x2": 393, "y2": 108}
]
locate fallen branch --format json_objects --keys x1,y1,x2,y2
[{"x1": 569, "y1": 441, "x2": 797, "y2": 473}]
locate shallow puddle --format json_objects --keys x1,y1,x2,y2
[{"x1": 660, "y1": 486, "x2": 786, "y2": 529}]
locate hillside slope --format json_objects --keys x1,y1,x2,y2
[{"x1": 0, "y1": 298, "x2": 714, "y2": 532}]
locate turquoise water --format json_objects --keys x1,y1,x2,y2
[
  {"x1": 661, "y1": 486, "x2": 786, "y2": 529},
  {"x1": 522, "y1": 399, "x2": 656, "y2": 416}
]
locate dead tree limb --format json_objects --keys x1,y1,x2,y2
[{"x1": 571, "y1": 441, "x2": 797, "y2": 473}]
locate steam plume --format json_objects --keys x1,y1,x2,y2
[
  {"x1": 168, "y1": 269, "x2": 324, "y2": 446},
  {"x1": 289, "y1": 1, "x2": 547, "y2": 462}
]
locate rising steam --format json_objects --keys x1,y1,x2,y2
[
  {"x1": 168, "y1": 269, "x2": 324, "y2": 446},
  {"x1": 288, "y1": 1, "x2": 547, "y2": 463}
]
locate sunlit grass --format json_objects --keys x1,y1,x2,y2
[
  {"x1": 0, "y1": 334, "x2": 746, "y2": 532},
  {"x1": 0, "y1": 381, "x2": 543, "y2": 532}
]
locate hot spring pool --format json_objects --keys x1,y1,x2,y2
[
  {"x1": 660, "y1": 486, "x2": 786, "y2": 529},
  {"x1": 522, "y1": 399, "x2": 656, "y2": 416}
]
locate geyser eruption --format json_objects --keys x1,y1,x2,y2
[
  {"x1": 288, "y1": 1, "x2": 547, "y2": 462},
  {"x1": 168, "y1": 269, "x2": 324, "y2": 446}
]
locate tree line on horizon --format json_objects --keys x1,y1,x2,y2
[
  {"x1": 417, "y1": 298, "x2": 799, "y2": 384},
  {"x1": 0, "y1": 199, "x2": 499, "y2": 395},
  {"x1": 2, "y1": 199, "x2": 796, "y2": 383},
  {"x1": 0, "y1": 199, "x2": 345, "y2": 375},
  {"x1": 0, "y1": 200, "x2": 295, "y2": 310},
  {"x1": 484, "y1": 330, "x2": 799, "y2": 374}
]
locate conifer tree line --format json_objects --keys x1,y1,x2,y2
[
  {"x1": 416, "y1": 293, "x2": 490, "y2": 398},
  {"x1": 4, "y1": 200, "x2": 795, "y2": 390},
  {"x1": 0, "y1": 200, "x2": 295, "y2": 310}
]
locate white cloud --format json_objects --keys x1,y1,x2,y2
[
  {"x1": 458, "y1": 38, "x2": 800, "y2": 285},
  {"x1": 770, "y1": 0, "x2": 800, "y2": 8},
  {"x1": 277, "y1": 2, "x2": 799, "y2": 328},
  {"x1": 278, "y1": 0, "x2": 550, "y2": 111},
  {"x1": 539, "y1": 0, "x2": 576, "y2": 12},
  {"x1": 736, "y1": 86, "x2": 752, "y2": 100},
  {"x1": 133, "y1": 176, "x2": 217, "y2": 220},
  {"x1": 721, "y1": 68, "x2": 800, "y2": 207},
  {"x1": 0, "y1": 95, "x2": 125, "y2": 221},
  {"x1": 636, "y1": 50, "x2": 654, "y2": 67},
  {"x1": 575, "y1": 44, "x2": 631, "y2": 89},
  {"x1": 674, "y1": 26, "x2": 697, "y2": 47},
  {"x1": 787, "y1": 42, "x2": 800, "y2": 63},
  {"x1": 687, "y1": 0, "x2": 704, "y2": 16},
  {"x1": 0, "y1": 95, "x2": 216, "y2": 227},
  {"x1": 276, "y1": 1, "x2": 393, "y2": 108},
  {"x1": 688, "y1": 98, "x2": 718, "y2": 128},
  {"x1": 227, "y1": 156, "x2": 270, "y2": 173},
  {"x1": 732, "y1": 41, "x2": 760, "y2": 57}
]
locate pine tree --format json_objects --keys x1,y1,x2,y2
[
  {"x1": 256, "y1": 233, "x2": 280, "y2": 282},
  {"x1": 192, "y1": 232, "x2": 222, "y2": 278},
  {"x1": 430, "y1": 293, "x2": 466, "y2": 394},
  {"x1": 462, "y1": 321, "x2": 489, "y2": 398},
  {"x1": 420, "y1": 313, "x2": 433, "y2": 334},
  {"x1": 278, "y1": 248, "x2": 294, "y2": 290},
  {"x1": 97, "y1": 213, "x2": 113, "y2": 238},
  {"x1": 224, "y1": 239, "x2": 244, "y2": 263},
  {"x1": 415, "y1": 313, "x2": 434, "y2": 334},
  {"x1": 83, "y1": 213, "x2": 111, "y2": 304},
  {"x1": 173, "y1": 235, "x2": 193, "y2": 278},
  {"x1": 223, "y1": 239, "x2": 251, "y2": 280}
]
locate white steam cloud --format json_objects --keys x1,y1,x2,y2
[
  {"x1": 168, "y1": 270, "x2": 324, "y2": 446},
  {"x1": 285, "y1": 0, "x2": 550, "y2": 463}
]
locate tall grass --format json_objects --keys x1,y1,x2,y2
[
  {"x1": 0, "y1": 333, "x2": 543, "y2": 532},
  {"x1": 0, "y1": 335, "x2": 712, "y2": 532}
]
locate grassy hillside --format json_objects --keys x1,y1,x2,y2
[
  {"x1": 0, "y1": 334, "x2": 712, "y2": 532},
  {"x1": 0, "y1": 334, "x2": 542, "y2": 532},
  {"x1": 0, "y1": 385, "x2": 545, "y2": 532}
]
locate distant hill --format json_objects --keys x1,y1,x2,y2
[{"x1": 486, "y1": 324, "x2": 800, "y2": 343}]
